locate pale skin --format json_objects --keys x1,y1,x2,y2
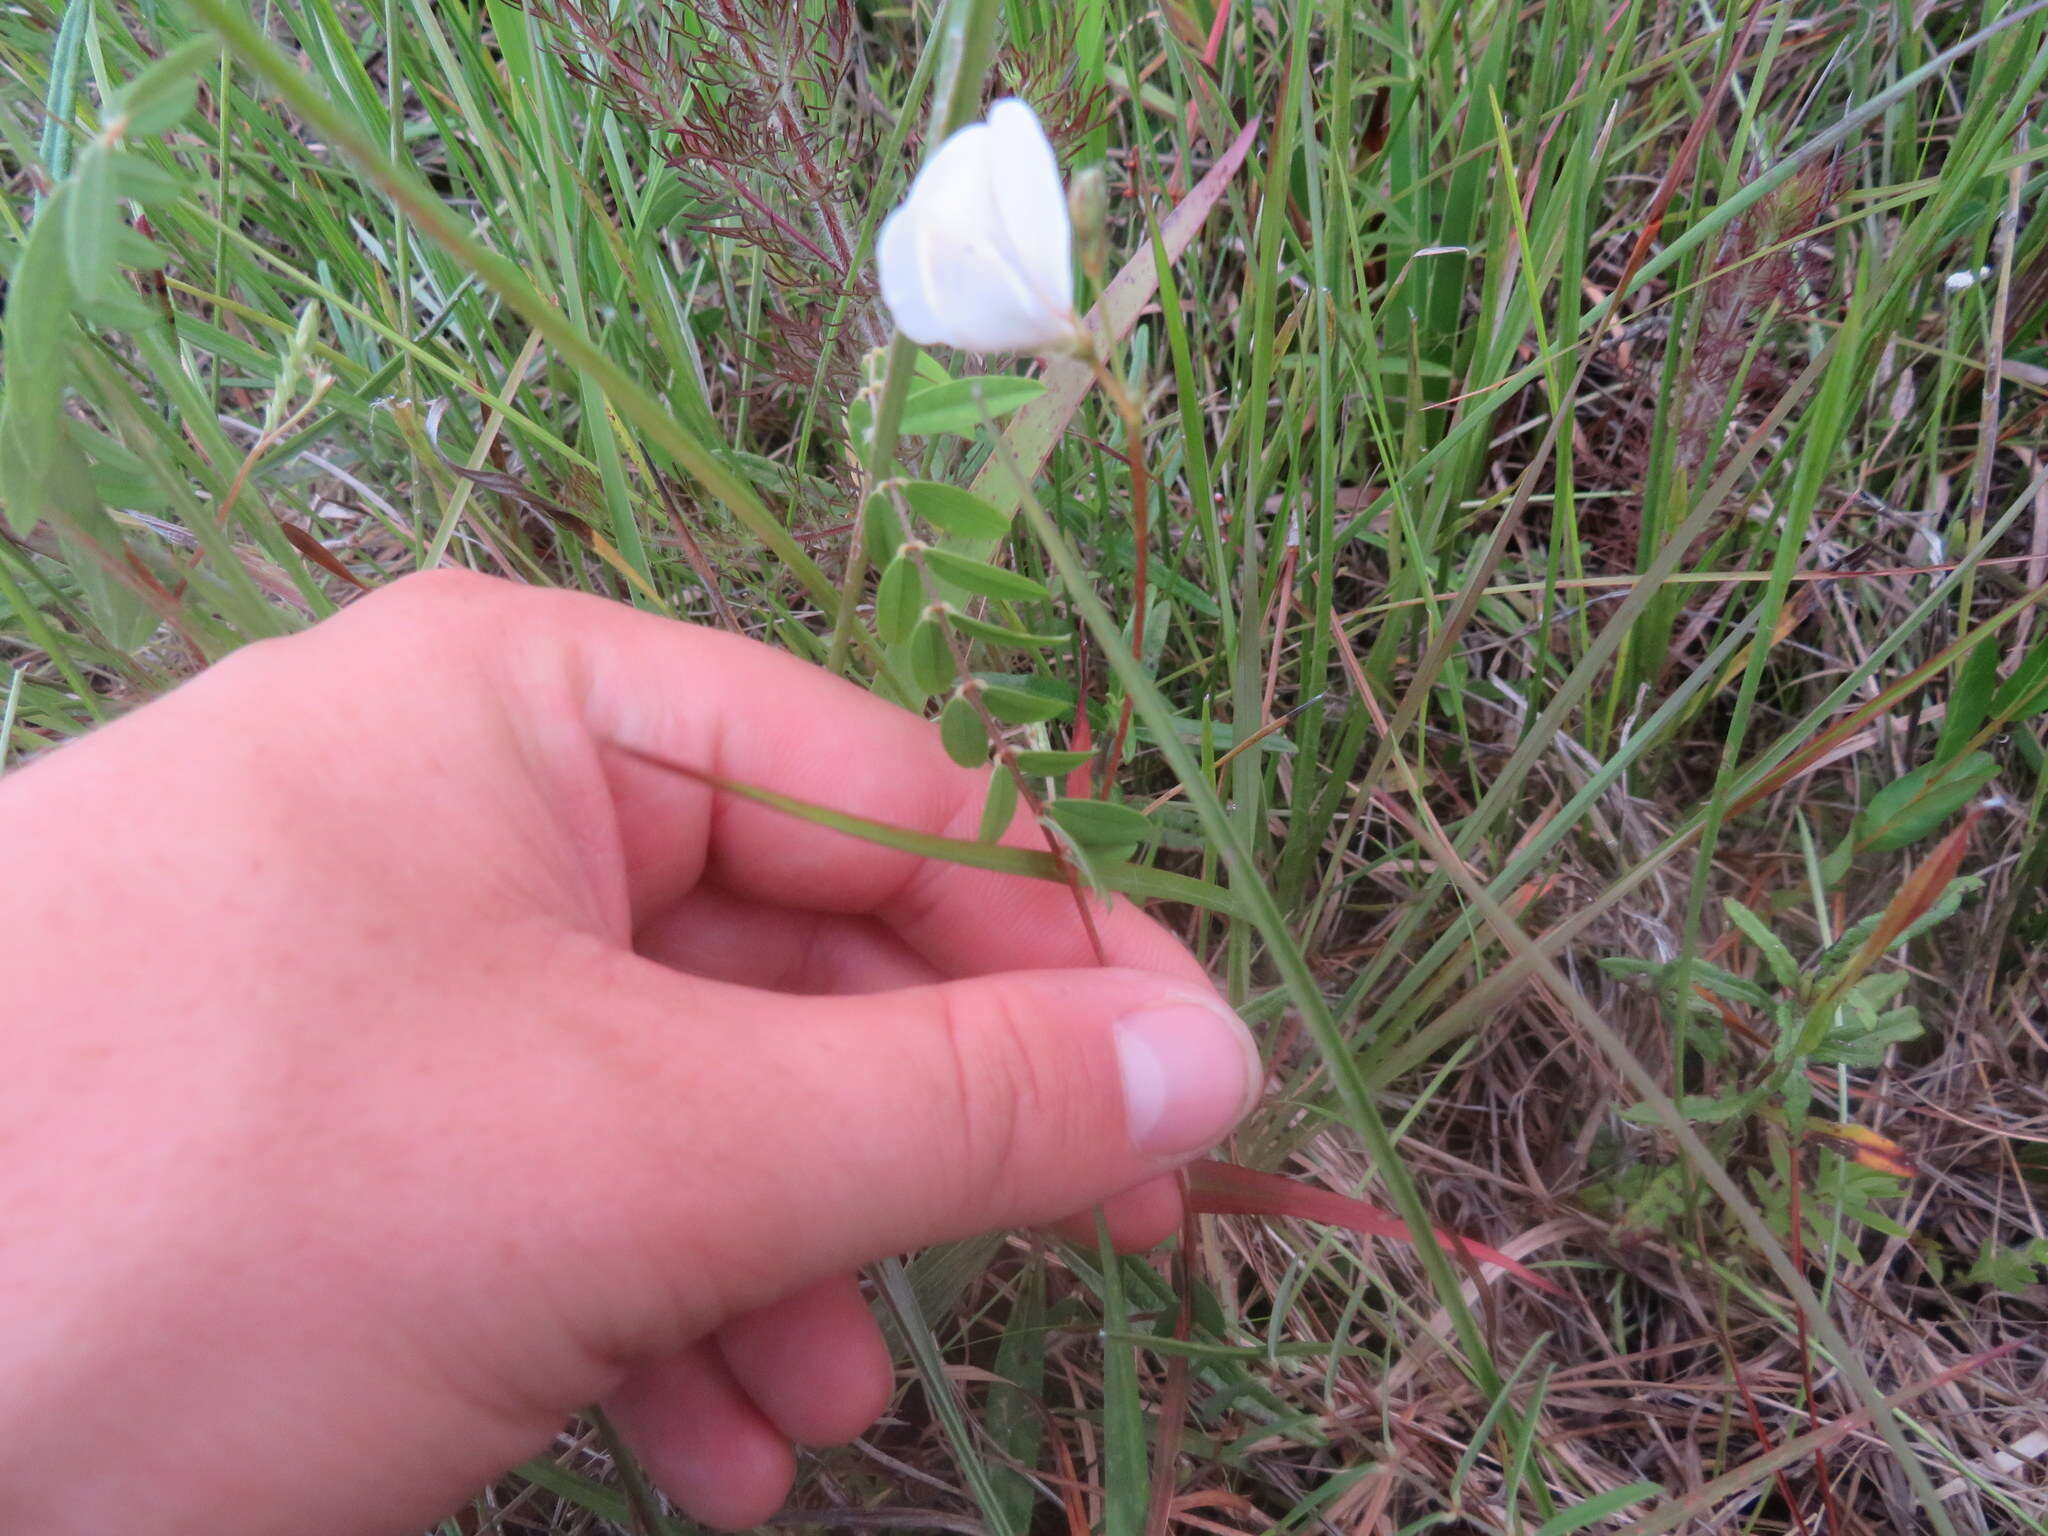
[{"x1": 0, "y1": 571, "x2": 1261, "y2": 1533}]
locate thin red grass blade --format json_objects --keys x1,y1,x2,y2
[
  {"x1": 1815, "y1": 805, "x2": 1980, "y2": 1013},
  {"x1": 279, "y1": 521, "x2": 369, "y2": 591},
  {"x1": 1065, "y1": 637, "x2": 1097, "y2": 800},
  {"x1": 1852, "y1": 806, "x2": 1979, "y2": 967},
  {"x1": 1185, "y1": 1161, "x2": 1563, "y2": 1296},
  {"x1": 1201, "y1": 0, "x2": 1232, "y2": 68}
]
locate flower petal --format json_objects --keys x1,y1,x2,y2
[
  {"x1": 914, "y1": 225, "x2": 1070, "y2": 351},
  {"x1": 877, "y1": 200, "x2": 949, "y2": 346},
  {"x1": 886, "y1": 118, "x2": 1069, "y2": 352},
  {"x1": 910, "y1": 124, "x2": 1055, "y2": 347},
  {"x1": 984, "y1": 98, "x2": 1074, "y2": 318}
]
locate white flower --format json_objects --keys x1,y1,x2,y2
[
  {"x1": 1944, "y1": 265, "x2": 1992, "y2": 293},
  {"x1": 877, "y1": 98, "x2": 1085, "y2": 356}
]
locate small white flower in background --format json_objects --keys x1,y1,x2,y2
[
  {"x1": 877, "y1": 98, "x2": 1087, "y2": 356},
  {"x1": 1944, "y1": 265, "x2": 1993, "y2": 293}
]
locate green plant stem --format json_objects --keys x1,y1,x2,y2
[
  {"x1": 826, "y1": 333, "x2": 920, "y2": 675},
  {"x1": 825, "y1": 0, "x2": 1001, "y2": 678},
  {"x1": 906, "y1": 542, "x2": 1110, "y2": 962}
]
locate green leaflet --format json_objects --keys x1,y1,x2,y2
[
  {"x1": 939, "y1": 694, "x2": 986, "y2": 767},
  {"x1": 899, "y1": 375, "x2": 1046, "y2": 437},
  {"x1": 900, "y1": 479, "x2": 1008, "y2": 541},
  {"x1": 921, "y1": 546, "x2": 1050, "y2": 603}
]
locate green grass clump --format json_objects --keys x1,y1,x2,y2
[{"x1": 6, "y1": 0, "x2": 2048, "y2": 1530}]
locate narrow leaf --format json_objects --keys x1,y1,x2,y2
[
  {"x1": 58, "y1": 501, "x2": 159, "y2": 653},
  {"x1": 1531, "y1": 1483, "x2": 1664, "y2": 1536},
  {"x1": 66, "y1": 143, "x2": 122, "y2": 309},
  {"x1": 1013, "y1": 749, "x2": 1092, "y2": 775},
  {"x1": 1990, "y1": 632, "x2": 2048, "y2": 721},
  {"x1": 1937, "y1": 636, "x2": 1999, "y2": 762},
  {"x1": 1721, "y1": 899, "x2": 1800, "y2": 991},
  {"x1": 1046, "y1": 796, "x2": 1153, "y2": 851},
  {"x1": 900, "y1": 376, "x2": 1047, "y2": 437},
  {"x1": 942, "y1": 607, "x2": 1073, "y2": 650},
  {"x1": 606, "y1": 744, "x2": 1245, "y2": 916},
  {"x1": 512, "y1": 1461, "x2": 636, "y2": 1527},
  {"x1": 876, "y1": 554, "x2": 922, "y2": 645},
  {"x1": 1855, "y1": 752, "x2": 1997, "y2": 853},
  {"x1": 861, "y1": 490, "x2": 905, "y2": 567},
  {"x1": 1185, "y1": 1162, "x2": 1563, "y2": 1295},
  {"x1": 908, "y1": 617, "x2": 956, "y2": 695},
  {"x1": 984, "y1": 1261, "x2": 1047, "y2": 1531},
  {"x1": 922, "y1": 547, "x2": 1050, "y2": 603},
  {"x1": 977, "y1": 764, "x2": 1018, "y2": 844},
  {"x1": 109, "y1": 155, "x2": 192, "y2": 207},
  {"x1": 1095, "y1": 1219, "x2": 1148, "y2": 1536},
  {"x1": 107, "y1": 36, "x2": 220, "y2": 140},
  {"x1": 902, "y1": 479, "x2": 1009, "y2": 541},
  {"x1": 981, "y1": 683, "x2": 1070, "y2": 725},
  {"x1": 0, "y1": 188, "x2": 74, "y2": 534}
]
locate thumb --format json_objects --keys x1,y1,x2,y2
[{"x1": 593, "y1": 957, "x2": 1262, "y2": 1311}]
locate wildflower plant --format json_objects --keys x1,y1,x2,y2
[{"x1": 841, "y1": 77, "x2": 1162, "y2": 939}]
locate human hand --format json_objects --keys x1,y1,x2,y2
[{"x1": 0, "y1": 572, "x2": 1259, "y2": 1533}]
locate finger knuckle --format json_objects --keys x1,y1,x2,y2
[
  {"x1": 371, "y1": 567, "x2": 517, "y2": 631},
  {"x1": 929, "y1": 982, "x2": 1057, "y2": 1219}
]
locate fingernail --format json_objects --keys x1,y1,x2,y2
[{"x1": 1114, "y1": 998, "x2": 1263, "y2": 1158}]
